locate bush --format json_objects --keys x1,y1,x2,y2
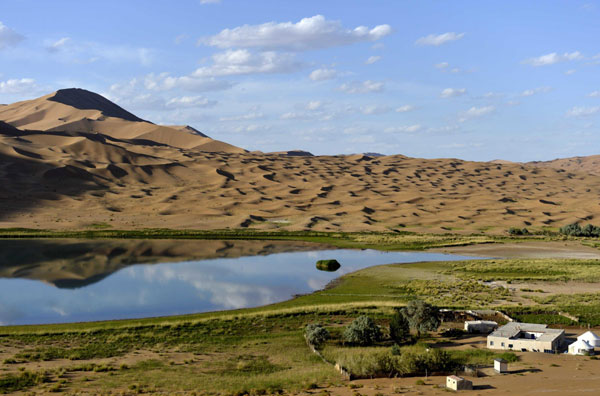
[
  {"x1": 389, "y1": 310, "x2": 411, "y2": 345},
  {"x1": 508, "y1": 227, "x2": 529, "y2": 236},
  {"x1": 343, "y1": 316, "x2": 382, "y2": 346},
  {"x1": 305, "y1": 323, "x2": 330, "y2": 349}
]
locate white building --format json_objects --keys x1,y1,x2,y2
[
  {"x1": 464, "y1": 320, "x2": 498, "y2": 333},
  {"x1": 568, "y1": 339, "x2": 594, "y2": 356},
  {"x1": 577, "y1": 331, "x2": 600, "y2": 348},
  {"x1": 487, "y1": 322, "x2": 564, "y2": 353},
  {"x1": 494, "y1": 358, "x2": 508, "y2": 373},
  {"x1": 446, "y1": 375, "x2": 472, "y2": 391}
]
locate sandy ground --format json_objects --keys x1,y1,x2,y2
[
  {"x1": 432, "y1": 241, "x2": 600, "y2": 259},
  {"x1": 2, "y1": 90, "x2": 600, "y2": 234}
]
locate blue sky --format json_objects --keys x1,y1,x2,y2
[{"x1": 1, "y1": 0, "x2": 599, "y2": 161}]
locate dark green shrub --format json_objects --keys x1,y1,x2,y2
[
  {"x1": 508, "y1": 227, "x2": 529, "y2": 236},
  {"x1": 305, "y1": 323, "x2": 330, "y2": 349},
  {"x1": 316, "y1": 259, "x2": 341, "y2": 271},
  {"x1": 559, "y1": 223, "x2": 600, "y2": 237},
  {"x1": 343, "y1": 316, "x2": 382, "y2": 346},
  {"x1": 389, "y1": 310, "x2": 411, "y2": 344}
]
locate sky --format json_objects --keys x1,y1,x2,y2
[{"x1": 1, "y1": 0, "x2": 599, "y2": 161}]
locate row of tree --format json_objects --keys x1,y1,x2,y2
[
  {"x1": 305, "y1": 300, "x2": 441, "y2": 349},
  {"x1": 559, "y1": 223, "x2": 600, "y2": 237}
]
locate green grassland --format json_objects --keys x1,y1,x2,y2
[{"x1": 2, "y1": 254, "x2": 600, "y2": 394}]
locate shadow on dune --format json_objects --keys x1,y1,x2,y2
[
  {"x1": 0, "y1": 122, "x2": 109, "y2": 222},
  {"x1": 47, "y1": 88, "x2": 146, "y2": 123},
  {"x1": 0, "y1": 239, "x2": 327, "y2": 289}
]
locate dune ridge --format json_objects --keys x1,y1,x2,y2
[{"x1": 0, "y1": 90, "x2": 599, "y2": 234}]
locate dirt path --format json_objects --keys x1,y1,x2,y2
[{"x1": 431, "y1": 241, "x2": 600, "y2": 259}]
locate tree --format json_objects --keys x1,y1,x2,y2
[
  {"x1": 305, "y1": 323, "x2": 329, "y2": 349},
  {"x1": 389, "y1": 309, "x2": 411, "y2": 344},
  {"x1": 401, "y1": 300, "x2": 440, "y2": 338},
  {"x1": 343, "y1": 316, "x2": 382, "y2": 346}
]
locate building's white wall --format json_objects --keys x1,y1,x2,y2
[{"x1": 487, "y1": 335, "x2": 561, "y2": 352}]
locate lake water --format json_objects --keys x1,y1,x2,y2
[{"x1": 0, "y1": 239, "x2": 473, "y2": 325}]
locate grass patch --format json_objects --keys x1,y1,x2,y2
[{"x1": 0, "y1": 371, "x2": 49, "y2": 394}]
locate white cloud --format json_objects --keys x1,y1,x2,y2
[
  {"x1": 0, "y1": 22, "x2": 24, "y2": 49},
  {"x1": 588, "y1": 91, "x2": 600, "y2": 97},
  {"x1": 565, "y1": 69, "x2": 577, "y2": 75},
  {"x1": 416, "y1": 32, "x2": 465, "y2": 46},
  {"x1": 360, "y1": 105, "x2": 390, "y2": 115},
  {"x1": 384, "y1": 124, "x2": 422, "y2": 133},
  {"x1": 174, "y1": 34, "x2": 188, "y2": 45},
  {"x1": 200, "y1": 15, "x2": 391, "y2": 51},
  {"x1": 435, "y1": 62, "x2": 449, "y2": 69},
  {"x1": 338, "y1": 80, "x2": 384, "y2": 94},
  {"x1": 200, "y1": 0, "x2": 221, "y2": 3},
  {"x1": 482, "y1": 92, "x2": 503, "y2": 98},
  {"x1": 166, "y1": 96, "x2": 217, "y2": 108},
  {"x1": 0, "y1": 78, "x2": 36, "y2": 94},
  {"x1": 365, "y1": 55, "x2": 381, "y2": 64},
  {"x1": 309, "y1": 68, "x2": 337, "y2": 81},
  {"x1": 142, "y1": 72, "x2": 234, "y2": 92},
  {"x1": 566, "y1": 106, "x2": 600, "y2": 117},
  {"x1": 459, "y1": 105, "x2": 495, "y2": 122},
  {"x1": 306, "y1": 101, "x2": 323, "y2": 110},
  {"x1": 521, "y1": 86, "x2": 551, "y2": 97},
  {"x1": 193, "y1": 49, "x2": 303, "y2": 77},
  {"x1": 440, "y1": 88, "x2": 466, "y2": 98},
  {"x1": 220, "y1": 112, "x2": 264, "y2": 121},
  {"x1": 46, "y1": 37, "x2": 70, "y2": 53},
  {"x1": 523, "y1": 51, "x2": 583, "y2": 66},
  {"x1": 395, "y1": 105, "x2": 414, "y2": 113}
]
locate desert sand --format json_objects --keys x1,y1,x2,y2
[{"x1": 1, "y1": 89, "x2": 600, "y2": 234}]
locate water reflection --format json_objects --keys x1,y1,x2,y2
[{"x1": 0, "y1": 239, "x2": 472, "y2": 325}]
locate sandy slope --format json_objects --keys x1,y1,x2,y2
[
  {"x1": 1, "y1": 89, "x2": 600, "y2": 233},
  {"x1": 530, "y1": 155, "x2": 600, "y2": 176}
]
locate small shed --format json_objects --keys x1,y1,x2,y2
[
  {"x1": 568, "y1": 339, "x2": 594, "y2": 355},
  {"x1": 494, "y1": 358, "x2": 508, "y2": 373},
  {"x1": 464, "y1": 320, "x2": 498, "y2": 334},
  {"x1": 577, "y1": 331, "x2": 600, "y2": 347},
  {"x1": 446, "y1": 375, "x2": 473, "y2": 391}
]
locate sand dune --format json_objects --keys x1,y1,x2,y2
[
  {"x1": 529, "y1": 155, "x2": 600, "y2": 176},
  {"x1": 0, "y1": 88, "x2": 244, "y2": 153},
  {"x1": 1, "y1": 89, "x2": 599, "y2": 234}
]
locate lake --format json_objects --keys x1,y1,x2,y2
[{"x1": 0, "y1": 239, "x2": 473, "y2": 325}]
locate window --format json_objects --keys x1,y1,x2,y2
[
  {"x1": 490, "y1": 341, "x2": 494, "y2": 346},
  {"x1": 508, "y1": 344, "x2": 513, "y2": 349},
  {"x1": 501, "y1": 342, "x2": 505, "y2": 347}
]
